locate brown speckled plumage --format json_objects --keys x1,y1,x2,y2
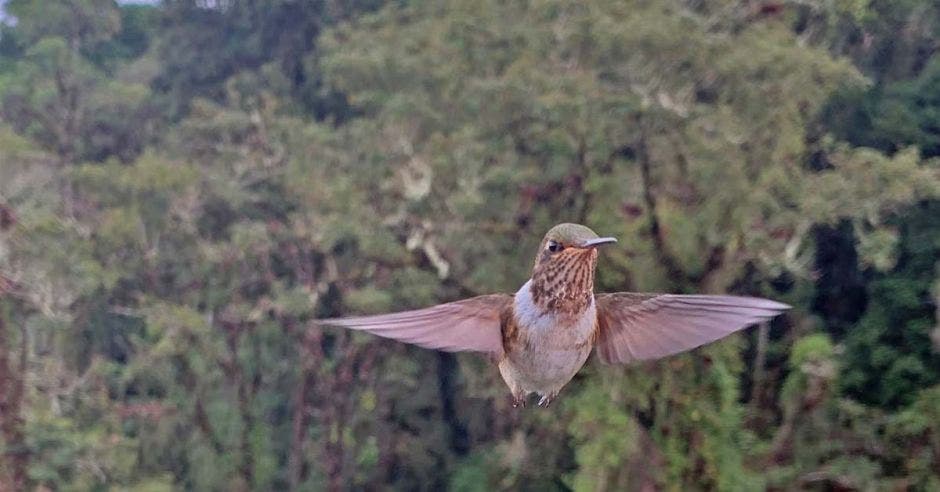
[{"x1": 530, "y1": 247, "x2": 597, "y2": 315}]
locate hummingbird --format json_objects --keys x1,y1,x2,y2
[{"x1": 320, "y1": 223, "x2": 789, "y2": 407}]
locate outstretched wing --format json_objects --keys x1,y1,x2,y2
[
  {"x1": 595, "y1": 293, "x2": 789, "y2": 364},
  {"x1": 317, "y1": 294, "x2": 512, "y2": 355}
]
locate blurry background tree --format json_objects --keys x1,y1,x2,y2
[{"x1": 0, "y1": 0, "x2": 938, "y2": 490}]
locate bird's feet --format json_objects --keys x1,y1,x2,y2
[
  {"x1": 537, "y1": 392, "x2": 557, "y2": 407},
  {"x1": 511, "y1": 392, "x2": 526, "y2": 408}
]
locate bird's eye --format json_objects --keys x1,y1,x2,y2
[{"x1": 547, "y1": 240, "x2": 563, "y2": 253}]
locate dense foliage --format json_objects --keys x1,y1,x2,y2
[{"x1": 0, "y1": 1, "x2": 938, "y2": 490}]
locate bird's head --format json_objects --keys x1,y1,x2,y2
[{"x1": 529, "y1": 223, "x2": 617, "y2": 314}]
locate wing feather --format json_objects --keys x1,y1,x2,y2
[
  {"x1": 595, "y1": 293, "x2": 789, "y2": 364},
  {"x1": 317, "y1": 294, "x2": 512, "y2": 355}
]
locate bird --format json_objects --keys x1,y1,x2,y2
[{"x1": 318, "y1": 223, "x2": 789, "y2": 408}]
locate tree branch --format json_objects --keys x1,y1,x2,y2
[{"x1": 635, "y1": 117, "x2": 687, "y2": 287}]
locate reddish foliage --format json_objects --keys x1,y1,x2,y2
[
  {"x1": 116, "y1": 402, "x2": 175, "y2": 421},
  {"x1": 760, "y1": 3, "x2": 784, "y2": 16},
  {"x1": 621, "y1": 202, "x2": 644, "y2": 218},
  {"x1": 0, "y1": 203, "x2": 16, "y2": 231}
]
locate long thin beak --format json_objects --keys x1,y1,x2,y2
[{"x1": 580, "y1": 237, "x2": 618, "y2": 248}]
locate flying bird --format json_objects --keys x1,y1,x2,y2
[{"x1": 319, "y1": 223, "x2": 789, "y2": 407}]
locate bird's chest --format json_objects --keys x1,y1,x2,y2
[{"x1": 501, "y1": 281, "x2": 596, "y2": 391}]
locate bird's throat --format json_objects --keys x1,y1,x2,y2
[{"x1": 528, "y1": 249, "x2": 597, "y2": 315}]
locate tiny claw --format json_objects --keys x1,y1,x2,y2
[
  {"x1": 537, "y1": 394, "x2": 554, "y2": 407},
  {"x1": 512, "y1": 393, "x2": 526, "y2": 408}
]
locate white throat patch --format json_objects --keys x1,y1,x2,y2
[{"x1": 514, "y1": 279, "x2": 596, "y2": 334}]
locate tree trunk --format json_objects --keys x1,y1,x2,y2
[
  {"x1": 0, "y1": 307, "x2": 28, "y2": 491},
  {"x1": 288, "y1": 332, "x2": 318, "y2": 491}
]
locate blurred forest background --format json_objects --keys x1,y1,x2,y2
[{"x1": 0, "y1": 0, "x2": 939, "y2": 490}]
